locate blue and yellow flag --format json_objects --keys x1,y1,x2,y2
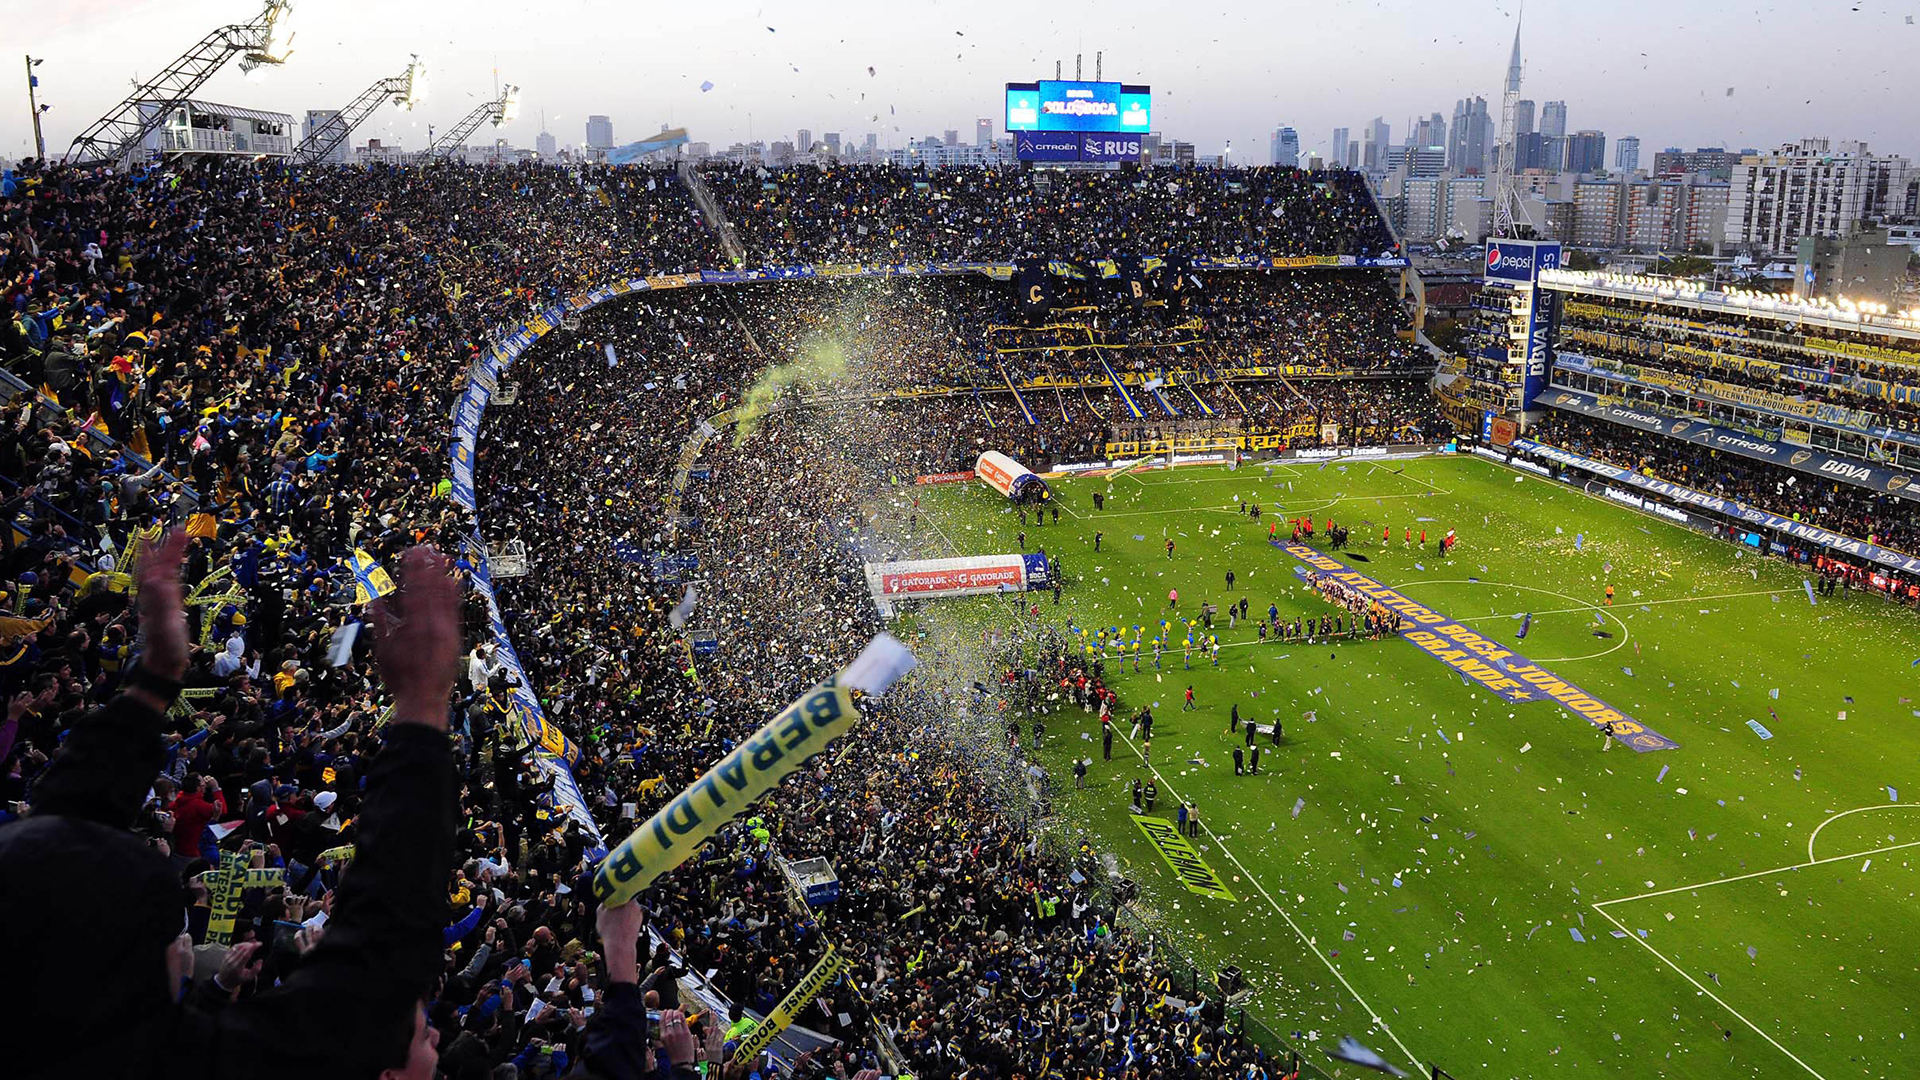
[{"x1": 345, "y1": 549, "x2": 395, "y2": 605}]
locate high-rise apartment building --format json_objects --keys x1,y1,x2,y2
[
  {"x1": 1725, "y1": 138, "x2": 1914, "y2": 252},
  {"x1": 975, "y1": 118, "x2": 992, "y2": 147},
  {"x1": 1652, "y1": 147, "x2": 1742, "y2": 180},
  {"x1": 1614, "y1": 136, "x2": 1640, "y2": 173},
  {"x1": 1539, "y1": 101, "x2": 1567, "y2": 139},
  {"x1": 1271, "y1": 126, "x2": 1299, "y2": 167},
  {"x1": 585, "y1": 115, "x2": 614, "y2": 155},
  {"x1": 1448, "y1": 97, "x2": 1491, "y2": 176},
  {"x1": 301, "y1": 110, "x2": 352, "y2": 165},
  {"x1": 1563, "y1": 131, "x2": 1607, "y2": 174},
  {"x1": 798, "y1": 128, "x2": 813, "y2": 153},
  {"x1": 1514, "y1": 99, "x2": 1535, "y2": 137},
  {"x1": 1363, "y1": 117, "x2": 1391, "y2": 171},
  {"x1": 1331, "y1": 127, "x2": 1350, "y2": 170}
]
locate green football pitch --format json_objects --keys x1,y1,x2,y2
[{"x1": 896, "y1": 453, "x2": 1920, "y2": 1079}]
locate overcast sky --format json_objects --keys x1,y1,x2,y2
[{"x1": 9, "y1": 0, "x2": 1919, "y2": 164}]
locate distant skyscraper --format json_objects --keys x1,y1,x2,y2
[
  {"x1": 1539, "y1": 101, "x2": 1567, "y2": 139},
  {"x1": 536, "y1": 129, "x2": 557, "y2": 160},
  {"x1": 1514, "y1": 99, "x2": 1535, "y2": 137},
  {"x1": 943, "y1": 129, "x2": 958, "y2": 147},
  {"x1": 302, "y1": 110, "x2": 352, "y2": 165},
  {"x1": 863, "y1": 132, "x2": 879, "y2": 160},
  {"x1": 1449, "y1": 96, "x2": 1492, "y2": 175},
  {"x1": 1565, "y1": 130, "x2": 1607, "y2": 173},
  {"x1": 1615, "y1": 135, "x2": 1640, "y2": 172},
  {"x1": 1516, "y1": 131, "x2": 1553, "y2": 171},
  {"x1": 1331, "y1": 127, "x2": 1350, "y2": 170},
  {"x1": 1363, "y1": 117, "x2": 1391, "y2": 171},
  {"x1": 975, "y1": 118, "x2": 993, "y2": 147},
  {"x1": 1271, "y1": 126, "x2": 1299, "y2": 167},
  {"x1": 585, "y1": 115, "x2": 614, "y2": 154},
  {"x1": 1411, "y1": 113, "x2": 1446, "y2": 150},
  {"x1": 798, "y1": 128, "x2": 813, "y2": 153},
  {"x1": 824, "y1": 132, "x2": 842, "y2": 157}
]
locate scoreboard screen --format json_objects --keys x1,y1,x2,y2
[{"x1": 1005, "y1": 81, "x2": 1151, "y2": 134}]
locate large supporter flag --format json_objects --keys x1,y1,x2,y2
[
  {"x1": 1014, "y1": 259, "x2": 1053, "y2": 316},
  {"x1": 345, "y1": 549, "x2": 396, "y2": 605}
]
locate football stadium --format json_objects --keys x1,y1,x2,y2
[{"x1": 3, "y1": 4, "x2": 1919, "y2": 1080}]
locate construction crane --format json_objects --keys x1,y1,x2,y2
[
  {"x1": 296, "y1": 56, "x2": 427, "y2": 165},
  {"x1": 65, "y1": 0, "x2": 296, "y2": 167},
  {"x1": 427, "y1": 84, "x2": 519, "y2": 158}
]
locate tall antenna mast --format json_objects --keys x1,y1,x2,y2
[{"x1": 1490, "y1": 7, "x2": 1528, "y2": 238}]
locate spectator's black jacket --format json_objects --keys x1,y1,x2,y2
[{"x1": 0, "y1": 689, "x2": 455, "y2": 1079}]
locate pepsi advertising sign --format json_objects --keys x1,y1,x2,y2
[
  {"x1": 1015, "y1": 130, "x2": 1083, "y2": 162},
  {"x1": 1006, "y1": 81, "x2": 1152, "y2": 133},
  {"x1": 1483, "y1": 239, "x2": 1561, "y2": 284}
]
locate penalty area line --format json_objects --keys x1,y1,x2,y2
[{"x1": 1586, "y1": 904, "x2": 1829, "y2": 1080}]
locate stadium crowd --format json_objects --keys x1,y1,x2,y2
[
  {"x1": 697, "y1": 163, "x2": 1398, "y2": 268},
  {"x1": 1529, "y1": 411, "x2": 1920, "y2": 557},
  {"x1": 0, "y1": 152, "x2": 1423, "y2": 1080}
]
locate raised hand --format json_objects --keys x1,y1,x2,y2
[
  {"x1": 369, "y1": 546, "x2": 461, "y2": 729},
  {"x1": 135, "y1": 529, "x2": 190, "y2": 683}
]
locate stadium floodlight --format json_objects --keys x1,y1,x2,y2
[
  {"x1": 67, "y1": 0, "x2": 302, "y2": 164},
  {"x1": 395, "y1": 55, "x2": 428, "y2": 109},
  {"x1": 237, "y1": 0, "x2": 296, "y2": 74},
  {"x1": 296, "y1": 55, "x2": 429, "y2": 164},
  {"x1": 494, "y1": 84, "x2": 520, "y2": 126}
]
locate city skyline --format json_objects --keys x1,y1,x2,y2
[{"x1": 9, "y1": 0, "x2": 1920, "y2": 165}]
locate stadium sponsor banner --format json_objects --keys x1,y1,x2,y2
[
  {"x1": 1134, "y1": 816, "x2": 1236, "y2": 900},
  {"x1": 914, "y1": 470, "x2": 976, "y2": 485},
  {"x1": 1483, "y1": 238, "x2": 1561, "y2": 285},
  {"x1": 1015, "y1": 130, "x2": 1082, "y2": 162},
  {"x1": 870, "y1": 555, "x2": 1031, "y2": 597},
  {"x1": 1279, "y1": 543, "x2": 1680, "y2": 752},
  {"x1": 1511, "y1": 438, "x2": 1920, "y2": 576},
  {"x1": 1539, "y1": 388, "x2": 1920, "y2": 502},
  {"x1": 732, "y1": 945, "x2": 850, "y2": 1065},
  {"x1": 1079, "y1": 133, "x2": 1144, "y2": 162}
]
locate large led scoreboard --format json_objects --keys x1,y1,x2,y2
[{"x1": 1005, "y1": 80, "x2": 1151, "y2": 162}]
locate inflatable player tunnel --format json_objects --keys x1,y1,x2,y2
[{"x1": 975, "y1": 451, "x2": 1051, "y2": 502}]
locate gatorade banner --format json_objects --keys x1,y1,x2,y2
[
  {"x1": 867, "y1": 554, "x2": 1033, "y2": 598},
  {"x1": 1134, "y1": 816, "x2": 1236, "y2": 901},
  {"x1": 731, "y1": 945, "x2": 849, "y2": 1064},
  {"x1": 592, "y1": 636, "x2": 915, "y2": 907},
  {"x1": 1279, "y1": 542, "x2": 1679, "y2": 752}
]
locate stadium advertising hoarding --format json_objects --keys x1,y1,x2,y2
[
  {"x1": 1482, "y1": 238, "x2": 1561, "y2": 285},
  {"x1": 869, "y1": 555, "x2": 1033, "y2": 598},
  {"x1": 1539, "y1": 389, "x2": 1920, "y2": 502},
  {"x1": 1014, "y1": 130, "x2": 1083, "y2": 162},
  {"x1": 1014, "y1": 130, "x2": 1145, "y2": 163},
  {"x1": 1005, "y1": 80, "x2": 1152, "y2": 133}
]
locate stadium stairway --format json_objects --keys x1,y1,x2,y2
[{"x1": 678, "y1": 161, "x2": 747, "y2": 267}]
